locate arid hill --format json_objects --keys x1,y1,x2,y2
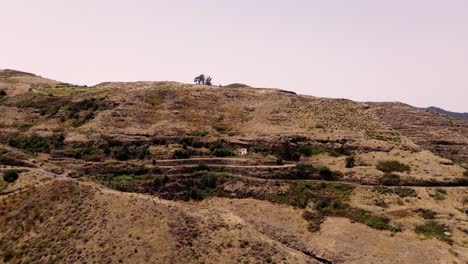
[{"x1": 0, "y1": 69, "x2": 467, "y2": 263}]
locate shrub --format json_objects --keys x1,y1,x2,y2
[
  {"x1": 113, "y1": 145, "x2": 130, "y2": 161},
  {"x1": 345, "y1": 155, "x2": 355, "y2": 168},
  {"x1": 393, "y1": 187, "x2": 417, "y2": 198},
  {"x1": 8, "y1": 134, "x2": 65, "y2": 154},
  {"x1": 191, "y1": 129, "x2": 208, "y2": 137},
  {"x1": 212, "y1": 148, "x2": 235, "y2": 157},
  {"x1": 415, "y1": 221, "x2": 452, "y2": 244},
  {"x1": 298, "y1": 145, "x2": 339, "y2": 157},
  {"x1": 292, "y1": 163, "x2": 316, "y2": 179},
  {"x1": 193, "y1": 164, "x2": 210, "y2": 171},
  {"x1": 432, "y1": 188, "x2": 447, "y2": 200},
  {"x1": 173, "y1": 149, "x2": 191, "y2": 159},
  {"x1": 3, "y1": 170, "x2": 19, "y2": 183},
  {"x1": 239, "y1": 240, "x2": 249, "y2": 248},
  {"x1": 417, "y1": 209, "x2": 437, "y2": 220},
  {"x1": 276, "y1": 157, "x2": 284, "y2": 165},
  {"x1": 381, "y1": 173, "x2": 401, "y2": 186},
  {"x1": 318, "y1": 166, "x2": 333, "y2": 180},
  {"x1": 0, "y1": 90, "x2": 6, "y2": 96},
  {"x1": 3, "y1": 248, "x2": 16, "y2": 262},
  {"x1": 376, "y1": 160, "x2": 410, "y2": 173},
  {"x1": 252, "y1": 145, "x2": 271, "y2": 155},
  {"x1": 302, "y1": 211, "x2": 324, "y2": 232}
]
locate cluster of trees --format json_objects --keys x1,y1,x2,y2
[{"x1": 194, "y1": 74, "x2": 213, "y2": 86}]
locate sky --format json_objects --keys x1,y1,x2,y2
[{"x1": 1, "y1": 0, "x2": 467, "y2": 112}]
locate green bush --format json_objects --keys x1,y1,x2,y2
[
  {"x1": 376, "y1": 161, "x2": 410, "y2": 173},
  {"x1": 302, "y1": 211, "x2": 323, "y2": 232},
  {"x1": 393, "y1": 187, "x2": 417, "y2": 197},
  {"x1": 252, "y1": 145, "x2": 272, "y2": 155},
  {"x1": 432, "y1": 188, "x2": 447, "y2": 200},
  {"x1": 415, "y1": 221, "x2": 452, "y2": 244},
  {"x1": 173, "y1": 149, "x2": 191, "y2": 159},
  {"x1": 212, "y1": 148, "x2": 235, "y2": 157},
  {"x1": 345, "y1": 155, "x2": 355, "y2": 168},
  {"x1": 3, "y1": 170, "x2": 19, "y2": 183},
  {"x1": 191, "y1": 129, "x2": 208, "y2": 137},
  {"x1": 298, "y1": 145, "x2": 339, "y2": 157},
  {"x1": 8, "y1": 134, "x2": 65, "y2": 154},
  {"x1": 381, "y1": 173, "x2": 401, "y2": 186},
  {"x1": 292, "y1": 163, "x2": 316, "y2": 179},
  {"x1": 318, "y1": 166, "x2": 333, "y2": 180}
]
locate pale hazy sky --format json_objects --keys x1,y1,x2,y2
[{"x1": 1, "y1": 0, "x2": 467, "y2": 111}]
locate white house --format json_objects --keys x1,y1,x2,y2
[{"x1": 237, "y1": 148, "x2": 248, "y2": 156}]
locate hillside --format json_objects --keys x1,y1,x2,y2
[
  {"x1": 426, "y1": 106, "x2": 468, "y2": 121},
  {"x1": 0, "y1": 70, "x2": 467, "y2": 263}
]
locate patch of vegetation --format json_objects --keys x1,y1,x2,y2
[
  {"x1": 264, "y1": 181, "x2": 355, "y2": 209},
  {"x1": 191, "y1": 129, "x2": 208, "y2": 137},
  {"x1": 3, "y1": 248, "x2": 16, "y2": 262},
  {"x1": 416, "y1": 209, "x2": 437, "y2": 220},
  {"x1": 374, "y1": 186, "x2": 417, "y2": 198},
  {"x1": 290, "y1": 163, "x2": 317, "y2": 179},
  {"x1": 381, "y1": 173, "x2": 401, "y2": 186},
  {"x1": 212, "y1": 148, "x2": 235, "y2": 157},
  {"x1": 318, "y1": 166, "x2": 333, "y2": 180},
  {"x1": 393, "y1": 187, "x2": 417, "y2": 198},
  {"x1": 376, "y1": 160, "x2": 410, "y2": 173},
  {"x1": 3, "y1": 170, "x2": 19, "y2": 183},
  {"x1": 193, "y1": 164, "x2": 210, "y2": 172},
  {"x1": 94, "y1": 174, "x2": 155, "y2": 192},
  {"x1": 415, "y1": 221, "x2": 452, "y2": 244},
  {"x1": 151, "y1": 172, "x2": 233, "y2": 201},
  {"x1": 252, "y1": 145, "x2": 272, "y2": 155},
  {"x1": 64, "y1": 98, "x2": 110, "y2": 127},
  {"x1": 298, "y1": 145, "x2": 339, "y2": 157},
  {"x1": 0, "y1": 90, "x2": 6, "y2": 96},
  {"x1": 464, "y1": 170, "x2": 468, "y2": 177},
  {"x1": 101, "y1": 139, "x2": 150, "y2": 161},
  {"x1": 87, "y1": 163, "x2": 154, "y2": 177},
  {"x1": 302, "y1": 211, "x2": 324, "y2": 232},
  {"x1": 7, "y1": 133, "x2": 65, "y2": 154},
  {"x1": 172, "y1": 149, "x2": 190, "y2": 159},
  {"x1": 36, "y1": 87, "x2": 88, "y2": 96},
  {"x1": 313, "y1": 199, "x2": 401, "y2": 232},
  {"x1": 238, "y1": 240, "x2": 249, "y2": 248},
  {"x1": 431, "y1": 188, "x2": 447, "y2": 201},
  {"x1": 345, "y1": 155, "x2": 355, "y2": 168}
]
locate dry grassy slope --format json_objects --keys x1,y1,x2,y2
[
  {"x1": 0, "y1": 178, "x2": 320, "y2": 264},
  {"x1": 0, "y1": 70, "x2": 467, "y2": 183},
  {"x1": 0, "y1": 70, "x2": 410, "y2": 149},
  {"x1": 1, "y1": 177, "x2": 466, "y2": 264},
  {"x1": 81, "y1": 81, "x2": 413, "y2": 149},
  {"x1": 370, "y1": 102, "x2": 468, "y2": 168}
]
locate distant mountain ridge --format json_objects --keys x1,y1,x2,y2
[{"x1": 426, "y1": 106, "x2": 468, "y2": 121}]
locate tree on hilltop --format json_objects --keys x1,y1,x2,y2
[{"x1": 194, "y1": 74, "x2": 213, "y2": 86}]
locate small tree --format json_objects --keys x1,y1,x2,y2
[
  {"x1": 194, "y1": 74, "x2": 213, "y2": 85},
  {"x1": 205, "y1": 76, "x2": 213, "y2": 86},
  {"x1": 194, "y1": 74, "x2": 206, "y2": 85}
]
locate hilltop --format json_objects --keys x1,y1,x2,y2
[
  {"x1": 426, "y1": 106, "x2": 468, "y2": 121},
  {"x1": 0, "y1": 70, "x2": 467, "y2": 263}
]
